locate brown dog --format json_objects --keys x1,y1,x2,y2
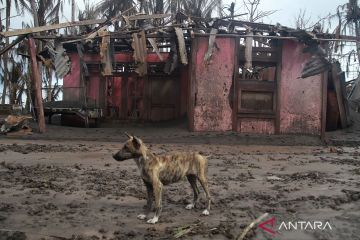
[{"x1": 113, "y1": 133, "x2": 211, "y2": 224}]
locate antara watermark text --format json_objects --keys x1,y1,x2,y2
[
  {"x1": 258, "y1": 216, "x2": 333, "y2": 238},
  {"x1": 278, "y1": 221, "x2": 332, "y2": 231}
]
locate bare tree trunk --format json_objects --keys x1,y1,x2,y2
[
  {"x1": 71, "y1": 0, "x2": 76, "y2": 34},
  {"x1": 30, "y1": 0, "x2": 44, "y2": 113},
  {"x1": 0, "y1": 7, "x2": 2, "y2": 102},
  {"x1": 30, "y1": 0, "x2": 39, "y2": 28},
  {"x1": 2, "y1": 0, "x2": 11, "y2": 104},
  {"x1": 28, "y1": 37, "x2": 46, "y2": 133},
  {"x1": 217, "y1": 0, "x2": 223, "y2": 18},
  {"x1": 354, "y1": 20, "x2": 360, "y2": 64}
]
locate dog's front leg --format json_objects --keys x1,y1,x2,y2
[
  {"x1": 147, "y1": 178, "x2": 162, "y2": 224},
  {"x1": 138, "y1": 180, "x2": 153, "y2": 220}
]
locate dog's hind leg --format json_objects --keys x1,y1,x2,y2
[
  {"x1": 198, "y1": 173, "x2": 211, "y2": 216},
  {"x1": 138, "y1": 180, "x2": 153, "y2": 220},
  {"x1": 186, "y1": 174, "x2": 199, "y2": 210},
  {"x1": 147, "y1": 178, "x2": 163, "y2": 224}
]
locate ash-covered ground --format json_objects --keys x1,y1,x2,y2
[{"x1": 0, "y1": 126, "x2": 359, "y2": 240}]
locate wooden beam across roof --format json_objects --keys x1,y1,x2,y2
[
  {"x1": 0, "y1": 19, "x2": 107, "y2": 38},
  {"x1": 127, "y1": 13, "x2": 171, "y2": 21}
]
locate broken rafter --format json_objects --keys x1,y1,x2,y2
[
  {"x1": 0, "y1": 19, "x2": 106, "y2": 38},
  {"x1": 0, "y1": 35, "x2": 26, "y2": 56},
  {"x1": 175, "y1": 27, "x2": 188, "y2": 65},
  {"x1": 127, "y1": 13, "x2": 171, "y2": 21},
  {"x1": 194, "y1": 33, "x2": 360, "y2": 43}
]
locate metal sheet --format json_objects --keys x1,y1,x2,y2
[{"x1": 49, "y1": 43, "x2": 71, "y2": 79}]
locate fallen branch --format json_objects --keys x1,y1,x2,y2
[
  {"x1": 236, "y1": 213, "x2": 269, "y2": 240},
  {"x1": 173, "y1": 223, "x2": 199, "y2": 239}
]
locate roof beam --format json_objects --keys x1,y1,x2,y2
[{"x1": 0, "y1": 19, "x2": 106, "y2": 38}]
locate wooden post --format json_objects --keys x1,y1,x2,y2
[
  {"x1": 321, "y1": 71, "x2": 328, "y2": 141},
  {"x1": 331, "y1": 63, "x2": 347, "y2": 129},
  {"x1": 28, "y1": 36, "x2": 46, "y2": 133}
]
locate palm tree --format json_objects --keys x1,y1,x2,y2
[
  {"x1": 139, "y1": 0, "x2": 164, "y2": 14},
  {"x1": 78, "y1": 0, "x2": 99, "y2": 33},
  {"x1": 71, "y1": 0, "x2": 75, "y2": 33},
  {"x1": 0, "y1": 0, "x2": 28, "y2": 104},
  {"x1": 95, "y1": 0, "x2": 134, "y2": 30},
  {"x1": 344, "y1": 0, "x2": 360, "y2": 64},
  {"x1": 181, "y1": 0, "x2": 222, "y2": 19}
]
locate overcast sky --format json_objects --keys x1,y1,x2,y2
[{"x1": 2, "y1": 0, "x2": 348, "y2": 31}]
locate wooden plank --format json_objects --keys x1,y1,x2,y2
[
  {"x1": 331, "y1": 63, "x2": 347, "y2": 128},
  {"x1": 194, "y1": 33, "x2": 359, "y2": 43},
  {"x1": 99, "y1": 31, "x2": 113, "y2": 76},
  {"x1": 240, "y1": 46, "x2": 279, "y2": 53},
  {"x1": 28, "y1": 37, "x2": 46, "y2": 133},
  {"x1": 1, "y1": 19, "x2": 106, "y2": 37},
  {"x1": 147, "y1": 38, "x2": 164, "y2": 61},
  {"x1": 321, "y1": 71, "x2": 328, "y2": 141},
  {"x1": 238, "y1": 109, "x2": 274, "y2": 114},
  {"x1": 175, "y1": 27, "x2": 188, "y2": 65},
  {"x1": 128, "y1": 13, "x2": 171, "y2": 21},
  {"x1": 237, "y1": 113, "x2": 275, "y2": 119},
  {"x1": 238, "y1": 80, "x2": 275, "y2": 91}
]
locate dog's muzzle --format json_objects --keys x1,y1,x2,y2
[{"x1": 112, "y1": 150, "x2": 134, "y2": 161}]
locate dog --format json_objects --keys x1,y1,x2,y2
[{"x1": 112, "y1": 133, "x2": 211, "y2": 224}]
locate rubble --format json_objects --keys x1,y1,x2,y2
[{"x1": 0, "y1": 115, "x2": 32, "y2": 135}]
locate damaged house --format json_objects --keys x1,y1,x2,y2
[{"x1": 2, "y1": 13, "x2": 353, "y2": 137}]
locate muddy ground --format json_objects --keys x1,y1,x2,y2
[{"x1": 0, "y1": 128, "x2": 360, "y2": 240}]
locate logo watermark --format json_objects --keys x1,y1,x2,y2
[{"x1": 257, "y1": 215, "x2": 333, "y2": 239}]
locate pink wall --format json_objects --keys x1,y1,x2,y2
[
  {"x1": 180, "y1": 66, "x2": 189, "y2": 116},
  {"x1": 87, "y1": 75, "x2": 100, "y2": 105},
  {"x1": 190, "y1": 37, "x2": 235, "y2": 131},
  {"x1": 63, "y1": 53, "x2": 80, "y2": 101},
  {"x1": 280, "y1": 40, "x2": 322, "y2": 135}
]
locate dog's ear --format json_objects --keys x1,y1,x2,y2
[
  {"x1": 124, "y1": 132, "x2": 132, "y2": 139},
  {"x1": 132, "y1": 136, "x2": 142, "y2": 149}
]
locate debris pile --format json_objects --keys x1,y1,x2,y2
[{"x1": 0, "y1": 115, "x2": 33, "y2": 135}]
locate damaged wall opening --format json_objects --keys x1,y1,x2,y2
[{"x1": 234, "y1": 40, "x2": 281, "y2": 134}]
